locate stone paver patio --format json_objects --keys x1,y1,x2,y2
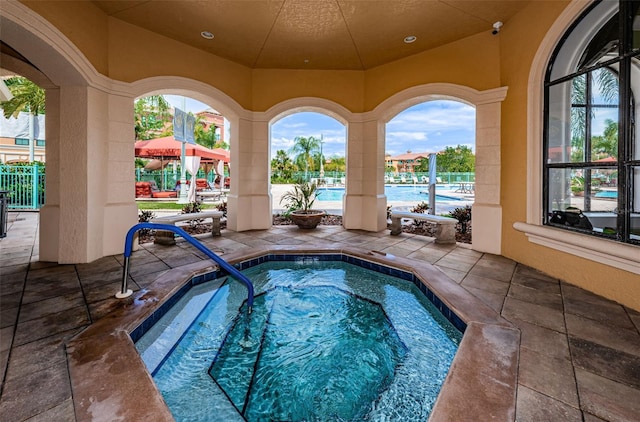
[{"x1": 0, "y1": 211, "x2": 639, "y2": 421}]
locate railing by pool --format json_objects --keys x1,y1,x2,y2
[
  {"x1": 0, "y1": 164, "x2": 45, "y2": 209},
  {"x1": 119, "y1": 222, "x2": 255, "y2": 312}
]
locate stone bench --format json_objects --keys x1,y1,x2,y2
[
  {"x1": 150, "y1": 210, "x2": 224, "y2": 245},
  {"x1": 389, "y1": 211, "x2": 457, "y2": 244}
]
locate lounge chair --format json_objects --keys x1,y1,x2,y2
[{"x1": 135, "y1": 180, "x2": 177, "y2": 198}]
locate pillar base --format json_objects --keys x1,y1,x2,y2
[
  {"x1": 471, "y1": 203, "x2": 502, "y2": 254},
  {"x1": 343, "y1": 194, "x2": 387, "y2": 232},
  {"x1": 227, "y1": 194, "x2": 272, "y2": 231}
]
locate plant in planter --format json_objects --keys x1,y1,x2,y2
[
  {"x1": 571, "y1": 175, "x2": 585, "y2": 196},
  {"x1": 280, "y1": 181, "x2": 325, "y2": 229}
]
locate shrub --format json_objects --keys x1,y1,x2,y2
[
  {"x1": 182, "y1": 201, "x2": 203, "y2": 228},
  {"x1": 215, "y1": 200, "x2": 227, "y2": 218},
  {"x1": 449, "y1": 205, "x2": 471, "y2": 233},
  {"x1": 410, "y1": 201, "x2": 429, "y2": 214},
  {"x1": 138, "y1": 210, "x2": 155, "y2": 222},
  {"x1": 182, "y1": 201, "x2": 202, "y2": 214},
  {"x1": 408, "y1": 201, "x2": 429, "y2": 228},
  {"x1": 138, "y1": 210, "x2": 156, "y2": 236}
]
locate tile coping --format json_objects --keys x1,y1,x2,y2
[{"x1": 66, "y1": 246, "x2": 519, "y2": 421}]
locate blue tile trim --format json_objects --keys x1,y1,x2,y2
[{"x1": 132, "y1": 253, "x2": 466, "y2": 342}]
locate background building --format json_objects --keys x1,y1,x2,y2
[
  {"x1": 0, "y1": 112, "x2": 46, "y2": 163},
  {"x1": 385, "y1": 152, "x2": 432, "y2": 173}
]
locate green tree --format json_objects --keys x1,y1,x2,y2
[
  {"x1": 591, "y1": 118, "x2": 617, "y2": 159},
  {"x1": 436, "y1": 145, "x2": 475, "y2": 172},
  {"x1": 193, "y1": 113, "x2": 230, "y2": 149},
  {"x1": 323, "y1": 155, "x2": 345, "y2": 173},
  {"x1": 289, "y1": 136, "x2": 321, "y2": 180},
  {"x1": 134, "y1": 95, "x2": 172, "y2": 140},
  {"x1": 414, "y1": 157, "x2": 429, "y2": 172},
  {"x1": 271, "y1": 149, "x2": 294, "y2": 181},
  {"x1": 0, "y1": 76, "x2": 46, "y2": 162},
  {"x1": 570, "y1": 68, "x2": 618, "y2": 161}
]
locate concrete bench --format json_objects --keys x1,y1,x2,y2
[
  {"x1": 389, "y1": 211, "x2": 457, "y2": 244},
  {"x1": 150, "y1": 210, "x2": 224, "y2": 245},
  {"x1": 197, "y1": 190, "x2": 225, "y2": 202}
]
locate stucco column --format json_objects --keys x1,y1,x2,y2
[
  {"x1": 472, "y1": 101, "x2": 503, "y2": 254},
  {"x1": 343, "y1": 118, "x2": 387, "y2": 231},
  {"x1": 103, "y1": 91, "x2": 139, "y2": 257},
  {"x1": 39, "y1": 87, "x2": 61, "y2": 262},
  {"x1": 39, "y1": 85, "x2": 137, "y2": 263},
  {"x1": 226, "y1": 116, "x2": 272, "y2": 231}
]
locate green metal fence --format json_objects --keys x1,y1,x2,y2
[
  {"x1": 289, "y1": 171, "x2": 475, "y2": 184},
  {"x1": 135, "y1": 167, "x2": 225, "y2": 190},
  {"x1": 0, "y1": 164, "x2": 46, "y2": 209},
  {"x1": 0, "y1": 164, "x2": 473, "y2": 210}
]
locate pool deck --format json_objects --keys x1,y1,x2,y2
[{"x1": 1, "y1": 211, "x2": 639, "y2": 421}]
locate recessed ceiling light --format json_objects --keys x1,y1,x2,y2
[
  {"x1": 404, "y1": 35, "x2": 417, "y2": 44},
  {"x1": 201, "y1": 31, "x2": 214, "y2": 40}
]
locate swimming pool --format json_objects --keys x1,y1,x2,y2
[
  {"x1": 595, "y1": 190, "x2": 618, "y2": 199},
  {"x1": 317, "y1": 186, "x2": 462, "y2": 202},
  {"x1": 134, "y1": 255, "x2": 463, "y2": 421}
]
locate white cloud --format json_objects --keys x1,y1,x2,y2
[
  {"x1": 162, "y1": 99, "x2": 476, "y2": 159},
  {"x1": 385, "y1": 101, "x2": 476, "y2": 155}
]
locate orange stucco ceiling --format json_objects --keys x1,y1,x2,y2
[{"x1": 91, "y1": 0, "x2": 530, "y2": 70}]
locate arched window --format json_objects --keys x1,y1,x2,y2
[{"x1": 544, "y1": 0, "x2": 640, "y2": 245}]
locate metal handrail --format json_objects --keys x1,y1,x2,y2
[{"x1": 117, "y1": 222, "x2": 255, "y2": 312}]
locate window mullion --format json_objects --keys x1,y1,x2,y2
[
  {"x1": 585, "y1": 72, "x2": 592, "y2": 211},
  {"x1": 617, "y1": 3, "x2": 632, "y2": 241}
]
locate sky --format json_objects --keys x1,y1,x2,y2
[{"x1": 163, "y1": 95, "x2": 476, "y2": 158}]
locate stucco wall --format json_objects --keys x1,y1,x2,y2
[
  {"x1": 500, "y1": 0, "x2": 640, "y2": 310},
  {"x1": 21, "y1": 0, "x2": 109, "y2": 75},
  {"x1": 15, "y1": 0, "x2": 640, "y2": 309},
  {"x1": 19, "y1": 1, "x2": 502, "y2": 114},
  {"x1": 364, "y1": 31, "x2": 502, "y2": 110}
]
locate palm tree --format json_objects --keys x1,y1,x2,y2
[
  {"x1": 193, "y1": 113, "x2": 222, "y2": 149},
  {"x1": 271, "y1": 149, "x2": 294, "y2": 180},
  {"x1": 289, "y1": 136, "x2": 321, "y2": 181},
  {"x1": 0, "y1": 76, "x2": 46, "y2": 162},
  {"x1": 570, "y1": 67, "x2": 619, "y2": 161}
]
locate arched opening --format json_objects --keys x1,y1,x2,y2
[
  {"x1": 0, "y1": 73, "x2": 48, "y2": 213},
  {"x1": 373, "y1": 83, "x2": 506, "y2": 252},
  {"x1": 269, "y1": 110, "x2": 347, "y2": 219},
  {"x1": 384, "y1": 100, "x2": 476, "y2": 225},
  {"x1": 132, "y1": 94, "x2": 230, "y2": 210}
]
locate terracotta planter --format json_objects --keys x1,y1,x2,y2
[{"x1": 290, "y1": 210, "x2": 325, "y2": 229}]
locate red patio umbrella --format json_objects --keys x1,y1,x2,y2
[
  {"x1": 210, "y1": 148, "x2": 230, "y2": 162},
  {"x1": 594, "y1": 156, "x2": 616, "y2": 162},
  {"x1": 134, "y1": 136, "x2": 229, "y2": 162}
]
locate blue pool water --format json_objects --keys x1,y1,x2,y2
[
  {"x1": 134, "y1": 257, "x2": 463, "y2": 421},
  {"x1": 595, "y1": 190, "x2": 617, "y2": 199},
  {"x1": 317, "y1": 186, "x2": 462, "y2": 202}
]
